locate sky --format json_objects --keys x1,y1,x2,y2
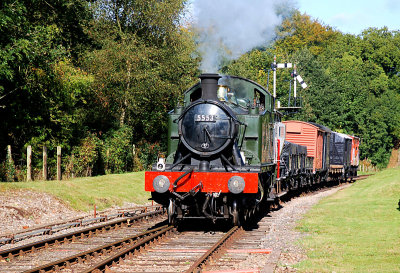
[{"x1": 296, "y1": 0, "x2": 400, "y2": 34}]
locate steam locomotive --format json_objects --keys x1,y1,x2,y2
[{"x1": 145, "y1": 73, "x2": 359, "y2": 225}]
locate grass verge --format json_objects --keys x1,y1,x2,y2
[
  {"x1": 296, "y1": 168, "x2": 400, "y2": 272},
  {"x1": 357, "y1": 170, "x2": 378, "y2": 175},
  {"x1": 0, "y1": 172, "x2": 150, "y2": 211}
]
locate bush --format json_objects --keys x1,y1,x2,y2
[
  {"x1": 102, "y1": 126, "x2": 134, "y2": 174},
  {"x1": 134, "y1": 140, "x2": 164, "y2": 171},
  {"x1": 0, "y1": 128, "x2": 166, "y2": 181},
  {"x1": 64, "y1": 134, "x2": 102, "y2": 178},
  {"x1": 0, "y1": 163, "x2": 6, "y2": 182},
  {"x1": 0, "y1": 152, "x2": 16, "y2": 182}
]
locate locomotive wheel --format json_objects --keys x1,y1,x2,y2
[{"x1": 168, "y1": 199, "x2": 177, "y2": 226}]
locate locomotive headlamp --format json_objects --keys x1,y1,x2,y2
[
  {"x1": 156, "y1": 157, "x2": 165, "y2": 171},
  {"x1": 228, "y1": 176, "x2": 245, "y2": 194},
  {"x1": 153, "y1": 175, "x2": 170, "y2": 193}
]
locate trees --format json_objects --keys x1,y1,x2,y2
[
  {"x1": 0, "y1": 0, "x2": 200, "y2": 178},
  {"x1": 1, "y1": 2, "x2": 398, "y2": 175},
  {"x1": 0, "y1": 0, "x2": 93, "y2": 160},
  {"x1": 275, "y1": 11, "x2": 339, "y2": 55},
  {"x1": 302, "y1": 30, "x2": 400, "y2": 167},
  {"x1": 223, "y1": 12, "x2": 400, "y2": 167},
  {"x1": 85, "y1": 0, "x2": 198, "y2": 142}
]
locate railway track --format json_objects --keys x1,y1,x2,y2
[
  {"x1": 184, "y1": 226, "x2": 244, "y2": 273},
  {"x1": 23, "y1": 225, "x2": 174, "y2": 273},
  {"x1": 60, "y1": 220, "x2": 274, "y2": 272},
  {"x1": 0, "y1": 216, "x2": 271, "y2": 273},
  {"x1": 0, "y1": 205, "x2": 163, "y2": 246},
  {"x1": 63, "y1": 225, "x2": 244, "y2": 273},
  {"x1": 68, "y1": 217, "x2": 274, "y2": 273},
  {"x1": 352, "y1": 174, "x2": 371, "y2": 181}
]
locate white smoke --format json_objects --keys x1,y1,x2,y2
[{"x1": 192, "y1": 0, "x2": 296, "y2": 72}]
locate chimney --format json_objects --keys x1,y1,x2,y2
[{"x1": 199, "y1": 73, "x2": 221, "y2": 101}]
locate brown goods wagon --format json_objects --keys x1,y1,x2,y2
[
  {"x1": 348, "y1": 135, "x2": 360, "y2": 167},
  {"x1": 282, "y1": 120, "x2": 325, "y2": 173}
]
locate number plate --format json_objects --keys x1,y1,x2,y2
[{"x1": 194, "y1": 114, "x2": 216, "y2": 122}]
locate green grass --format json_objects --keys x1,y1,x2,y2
[
  {"x1": 296, "y1": 168, "x2": 400, "y2": 272},
  {"x1": 0, "y1": 172, "x2": 150, "y2": 211}
]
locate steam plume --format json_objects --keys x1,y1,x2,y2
[{"x1": 192, "y1": 0, "x2": 296, "y2": 72}]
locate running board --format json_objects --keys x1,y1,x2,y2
[
  {"x1": 267, "y1": 191, "x2": 288, "y2": 201},
  {"x1": 277, "y1": 191, "x2": 288, "y2": 198}
]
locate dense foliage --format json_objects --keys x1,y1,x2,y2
[
  {"x1": 0, "y1": 0, "x2": 198, "y2": 180},
  {"x1": 0, "y1": 4, "x2": 398, "y2": 180}
]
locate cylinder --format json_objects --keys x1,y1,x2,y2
[
  {"x1": 199, "y1": 160, "x2": 210, "y2": 172},
  {"x1": 199, "y1": 73, "x2": 221, "y2": 101}
]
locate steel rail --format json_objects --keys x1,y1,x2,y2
[
  {"x1": 81, "y1": 225, "x2": 174, "y2": 273},
  {"x1": 0, "y1": 209, "x2": 164, "y2": 261},
  {"x1": 22, "y1": 225, "x2": 173, "y2": 273},
  {"x1": 185, "y1": 226, "x2": 244, "y2": 273}
]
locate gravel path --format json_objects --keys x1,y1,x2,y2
[
  {"x1": 265, "y1": 184, "x2": 351, "y2": 272},
  {"x1": 0, "y1": 189, "x2": 85, "y2": 236},
  {"x1": 0, "y1": 189, "x2": 144, "y2": 238},
  {"x1": 229, "y1": 184, "x2": 352, "y2": 273}
]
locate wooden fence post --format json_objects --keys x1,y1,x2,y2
[
  {"x1": 71, "y1": 154, "x2": 75, "y2": 179},
  {"x1": 43, "y1": 146, "x2": 47, "y2": 181},
  {"x1": 105, "y1": 148, "x2": 110, "y2": 171},
  {"x1": 57, "y1": 146, "x2": 62, "y2": 181},
  {"x1": 27, "y1": 145, "x2": 32, "y2": 181},
  {"x1": 132, "y1": 144, "x2": 135, "y2": 170},
  {"x1": 7, "y1": 145, "x2": 12, "y2": 163}
]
